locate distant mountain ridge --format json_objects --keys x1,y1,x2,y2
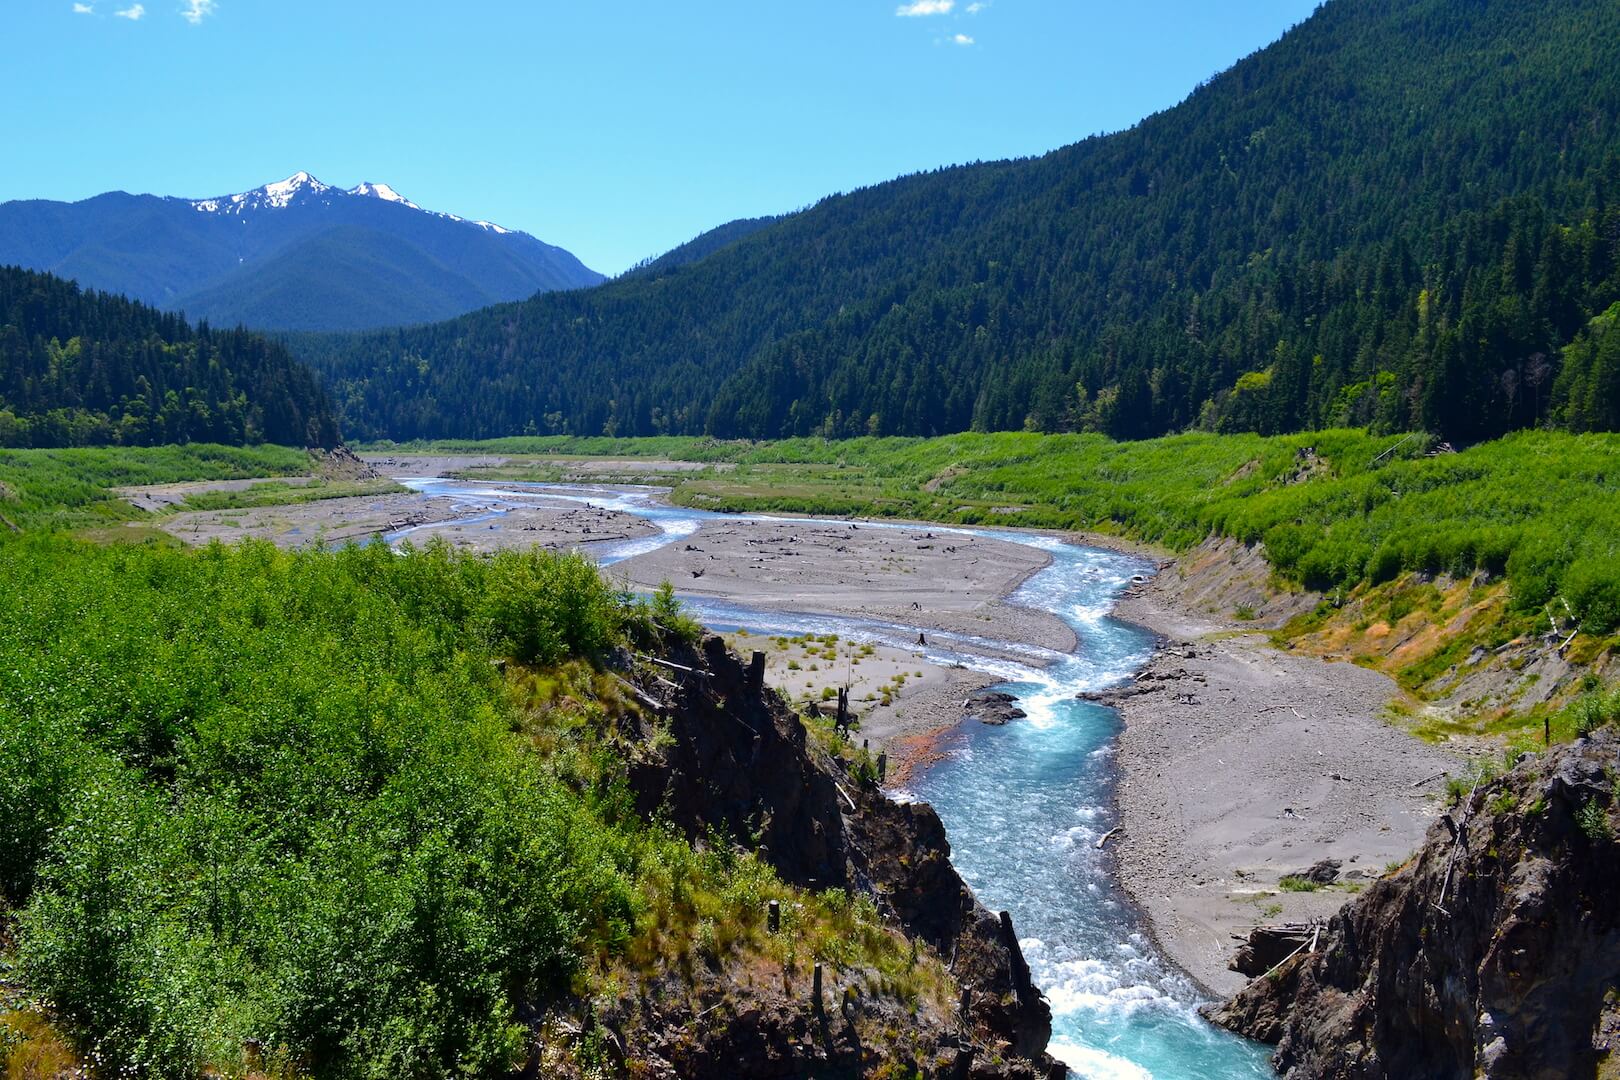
[
  {"x1": 621, "y1": 216, "x2": 782, "y2": 279},
  {"x1": 0, "y1": 173, "x2": 604, "y2": 332}
]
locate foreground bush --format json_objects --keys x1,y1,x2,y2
[{"x1": 0, "y1": 538, "x2": 639, "y2": 1078}]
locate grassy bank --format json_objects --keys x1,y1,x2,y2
[
  {"x1": 0, "y1": 444, "x2": 312, "y2": 532},
  {"x1": 170, "y1": 476, "x2": 405, "y2": 512}
]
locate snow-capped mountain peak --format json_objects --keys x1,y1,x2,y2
[
  {"x1": 348, "y1": 181, "x2": 421, "y2": 210},
  {"x1": 187, "y1": 172, "x2": 519, "y2": 235},
  {"x1": 263, "y1": 171, "x2": 329, "y2": 202},
  {"x1": 192, "y1": 171, "x2": 333, "y2": 214}
]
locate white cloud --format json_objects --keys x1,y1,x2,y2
[
  {"x1": 896, "y1": 0, "x2": 953, "y2": 15},
  {"x1": 966, "y1": 1, "x2": 988, "y2": 12},
  {"x1": 952, "y1": 32, "x2": 975, "y2": 45},
  {"x1": 114, "y1": 2, "x2": 144, "y2": 17},
  {"x1": 72, "y1": 3, "x2": 95, "y2": 13},
  {"x1": 180, "y1": 0, "x2": 215, "y2": 23}
]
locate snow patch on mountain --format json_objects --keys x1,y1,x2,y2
[
  {"x1": 192, "y1": 171, "x2": 334, "y2": 214},
  {"x1": 349, "y1": 181, "x2": 421, "y2": 210},
  {"x1": 189, "y1": 172, "x2": 519, "y2": 236}
]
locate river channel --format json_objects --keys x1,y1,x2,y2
[{"x1": 389, "y1": 478, "x2": 1273, "y2": 1080}]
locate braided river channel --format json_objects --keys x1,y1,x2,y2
[{"x1": 390, "y1": 478, "x2": 1273, "y2": 1079}]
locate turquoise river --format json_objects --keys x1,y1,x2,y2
[{"x1": 388, "y1": 477, "x2": 1275, "y2": 1080}]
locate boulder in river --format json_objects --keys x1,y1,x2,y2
[{"x1": 967, "y1": 689, "x2": 1027, "y2": 725}]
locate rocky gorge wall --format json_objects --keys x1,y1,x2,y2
[
  {"x1": 557, "y1": 635, "x2": 1063, "y2": 1079},
  {"x1": 1211, "y1": 729, "x2": 1620, "y2": 1079}
]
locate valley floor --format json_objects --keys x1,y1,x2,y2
[
  {"x1": 123, "y1": 478, "x2": 659, "y2": 551},
  {"x1": 121, "y1": 452, "x2": 1467, "y2": 1001}
]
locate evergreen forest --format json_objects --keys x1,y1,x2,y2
[
  {"x1": 298, "y1": 0, "x2": 1620, "y2": 444},
  {"x1": 0, "y1": 266, "x2": 340, "y2": 448}
]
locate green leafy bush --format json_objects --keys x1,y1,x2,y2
[
  {"x1": 0, "y1": 536, "x2": 639, "y2": 1078},
  {"x1": 1577, "y1": 799, "x2": 1614, "y2": 843}
]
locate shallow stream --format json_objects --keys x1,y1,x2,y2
[{"x1": 390, "y1": 478, "x2": 1273, "y2": 1079}]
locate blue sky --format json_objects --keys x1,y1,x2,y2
[{"x1": 3, "y1": 0, "x2": 1320, "y2": 274}]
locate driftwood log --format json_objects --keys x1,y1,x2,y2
[{"x1": 1230, "y1": 922, "x2": 1321, "y2": 977}]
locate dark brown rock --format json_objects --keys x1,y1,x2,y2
[
  {"x1": 1290, "y1": 859, "x2": 1341, "y2": 885},
  {"x1": 615, "y1": 634, "x2": 1061, "y2": 1078},
  {"x1": 966, "y1": 690, "x2": 1027, "y2": 725},
  {"x1": 1209, "y1": 728, "x2": 1620, "y2": 1080},
  {"x1": 1230, "y1": 922, "x2": 1321, "y2": 978}
]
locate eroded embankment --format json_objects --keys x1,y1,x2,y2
[
  {"x1": 1160, "y1": 535, "x2": 1617, "y2": 732},
  {"x1": 1104, "y1": 532, "x2": 1616, "y2": 998},
  {"x1": 1211, "y1": 729, "x2": 1620, "y2": 1079},
  {"x1": 542, "y1": 634, "x2": 1064, "y2": 1080}
]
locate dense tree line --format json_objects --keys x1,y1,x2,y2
[
  {"x1": 0, "y1": 266, "x2": 339, "y2": 448},
  {"x1": 300, "y1": 0, "x2": 1620, "y2": 444}
]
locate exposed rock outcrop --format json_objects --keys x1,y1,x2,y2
[
  {"x1": 1210, "y1": 729, "x2": 1620, "y2": 1079},
  {"x1": 608, "y1": 634, "x2": 1061, "y2": 1078},
  {"x1": 309, "y1": 444, "x2": 382, "y2": 481},
  {"x1": 965, "y1": 690, "x2": 1027, "y2": 726}
]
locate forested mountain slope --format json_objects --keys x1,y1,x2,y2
[
  {"x1": 302, "y1": 0, "x2": 1620, "y2": 442},
  {"x1": 0, "y1": 173, "x2": 603, "y2": 332},
  {"x1": 0, "y1": 266, "x2": 339, "y2": 447}
]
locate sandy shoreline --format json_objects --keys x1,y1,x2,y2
[{"x1": 1104, "y1": 580, "x2": 1465, "y2": 997}]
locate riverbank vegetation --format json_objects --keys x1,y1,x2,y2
[
  {"x1": 0, "y1": 444, "x2": 312, "y2": 531},
  {"x1": 0, "y1": 536, "x2": 945, "y2": 1078},
  {"x1": 170, "y1": 475, "x2": 405, "y2": 512},
  {"x1": 378, "y1": 428, "x2": 1620, "y2": 636}
]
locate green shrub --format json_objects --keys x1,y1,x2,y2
[
  {"x1": 0, "y1": 536, "x2": 642, "y2": 1078},
  {"x1": 1577, "y1": 799, "x2": 1613, "y2": 843},
  {"x1": 1562, "y1": 555, "x2": 1620, "y2": 634},
  {"x1": 642, "y1": 579, "x2": 704, "y2": 644}
]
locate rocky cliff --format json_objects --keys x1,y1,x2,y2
[
  {"x1": 1211, "y1": 729, "x2": 1620, "y2": 1079},
  {"x1": 575, "y1": 635, "x2": 1062, "y2": 1079}
]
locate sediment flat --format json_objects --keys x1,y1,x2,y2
[
  {"x1": 615, "y1": 518, "x2": 1074, "y2": 652},
  {"x1": 614, "y1": 517, "x2": 1071, "y2": 771},
  {"x1": 149, "y1": 490, "x2": 658, "y2": 552},
  {"x1": 1107, "y1": 581, "x2": 1464, "y2": 996}
]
